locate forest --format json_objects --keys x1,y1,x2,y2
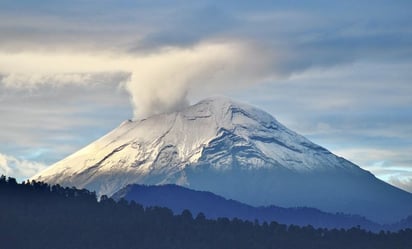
[{"x1": 0, "y1": 176, "x2": 411, "y2": 249}]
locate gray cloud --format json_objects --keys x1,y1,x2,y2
[{"x1": 0, "y1": 77, "x2": 132, "y2": 165}]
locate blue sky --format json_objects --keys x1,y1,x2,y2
[{"x1": 0, "y1": 0, "x2": 411, "y2": 192}]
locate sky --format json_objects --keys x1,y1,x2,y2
[{"x1": 0, "y1": 0, "x2": 411, "y2": 192}]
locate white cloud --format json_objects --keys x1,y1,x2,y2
[
  {"x1": 389, "y1": 176, "x2": 412, "y2": 193},
  {"x1": 0, "y1": 153, "x2": 48, "y2": 181},
  {"x1": 330, "y1": 147, "x2": 412, "y2": 193}
]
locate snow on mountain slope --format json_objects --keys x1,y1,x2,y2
[{"x1": 32, "y1": 97, "x2": 412, "y2": 223}]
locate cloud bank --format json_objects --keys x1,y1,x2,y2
[
  {"x1": 0, "y1": 153, "x2": 47, "y2": 181},
  {"x1": 0, "y1": 42, "x2": 272, "y2": 118}
]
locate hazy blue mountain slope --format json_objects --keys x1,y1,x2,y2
[{"x1": 112, "y1": 184, "x2": 382, "y2": 231}]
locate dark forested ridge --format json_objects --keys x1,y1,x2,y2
[
  {"x1": 112, "y1": 184, "x2": 383, "y2": 231},
  {"x1": 1, "y1": 176, "x2": 411, "y2": 249}
]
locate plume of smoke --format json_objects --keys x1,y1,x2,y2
[
  {"x1": 125, "y1": 42, "x2": 272, "y2": 118},
  {"x1": 0, "y1": 41, "x2": 273, "y2": 119}
]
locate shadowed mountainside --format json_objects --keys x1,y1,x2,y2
[{"x1": 112, "y1": 184, "x2": 410, "y2": 232}]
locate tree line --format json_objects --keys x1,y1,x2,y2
[{"x1": 0, "y1": 176, "x2": 411, "y2": 249}]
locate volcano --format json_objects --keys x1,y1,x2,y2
[{"x1": 33, "y1": 97, "x2": 412, "y2": 223}]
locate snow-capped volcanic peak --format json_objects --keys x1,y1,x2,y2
[
  {"x1": 34, "y1": 97, "x2": 340, "y2": 184},
  {"x1": 32, "y1": 97, "x2": 412, "y2": 224}
]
